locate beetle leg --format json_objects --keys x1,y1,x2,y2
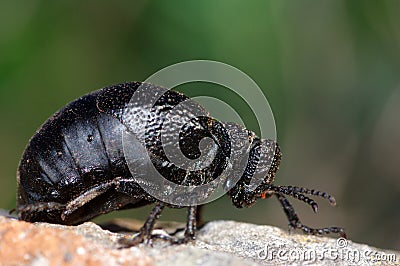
[
  {"x1": 119, "y1": 202, "x2": 165, "y2": 247},
  {"x1": 61, "y1": 176, "x2": 140, "y2": 220},
  {"x1": 145, "y1": 205, "x2": 198, "y2": 245},
  {"x1": 119, "y1": 205, "x2": 199, "y2": 247},
  {"x1": 275, "y1": 193, "x2": 300, "y2": 229},
  {"x1": 17, "y1": 202, "x2": 66, "y2": 221},
  {"x1": 61, "y1": 178, "x2": 124, "y2": 220},
  {"x1": 172, "y1": 205, "x2": 197, "y2": 244},
  {"x1": 151, "y1": 205, "x2": 199, "y2": 245},
  {"x1": 184, "y1": 205, "x2": 197, "y2": 240},
  {"x1": 275, "y1": 194, "x2": 346, "y2": 238},
  {"x1": 17, "y1": 202, "x2": 66, "y2": 214},
  {"x1": 151, "y1": 205, "x2": 200, "y2": 245}
]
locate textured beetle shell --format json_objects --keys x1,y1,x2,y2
[{"x1": 17, "y1": 82, "x2": 239, "y2": 224}]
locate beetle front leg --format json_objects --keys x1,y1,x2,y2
[{"x1": 275, "y1": 194, "x2": 346, "y2": 238}]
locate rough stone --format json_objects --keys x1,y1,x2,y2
[{"x1": 0, "y1": 215, "x2": 398, "y2": 266}]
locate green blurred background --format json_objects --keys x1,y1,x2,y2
[{"x1": 1, "y1": 0, "x2": 399, "y2": 250}]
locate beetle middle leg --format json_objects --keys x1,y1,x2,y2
[
  {"x1": 119, "y1": 205, "x2": 199, "y2": 247},
  {"x1": 164, "y1": 205, "x2": 198, "y2": 244},
  {"x1": 119, "y1": 202, "x2": 166, "y2": 246}
]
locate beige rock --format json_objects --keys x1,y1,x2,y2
[{"x1": 0, "y1": 215, "x2": 398, "y2": 266}]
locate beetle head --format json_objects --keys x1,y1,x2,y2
[{"x1": 227, "y1": 138, "x2": 281, "y2": 208}]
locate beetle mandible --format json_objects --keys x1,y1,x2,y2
[{"x1": 16, "y1": 82, "x2": 345, "y2": 246}]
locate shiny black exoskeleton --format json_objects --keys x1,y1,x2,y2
[{"x1": 16, "y1": 82, "x2": 345, "y2": 246}]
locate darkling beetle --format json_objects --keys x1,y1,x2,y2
[{"x1": 16, "y1": 82, "x2": 345, "y2": 246}]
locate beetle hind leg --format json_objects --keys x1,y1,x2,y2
[
  {"x1": 17, "y1": 202, "x2": 66, "y2": 222},
  {"x1": 61, "y1": 179, "x2": 121, "y2": 220},
  {"x1": 17, "y1": 202, "x2": 66, "y2": 214},
  {"x1": 275, "y1": 194, "x2": 346, "y2": 238}
]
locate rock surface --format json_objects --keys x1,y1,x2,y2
[{"x1": 0, "y1": 214, "x2": 398, "y2": 266}]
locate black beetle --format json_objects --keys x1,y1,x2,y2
[{"x1": 16, "y1": 82, "x2": 345, "y2": 246}]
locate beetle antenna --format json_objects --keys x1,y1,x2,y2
[
  {"x1": 262, "y1": 185, "x2": 319, "y2": 213},
  {"x1": 279, "y1": 185, "x2": 336, "y2": 206}
]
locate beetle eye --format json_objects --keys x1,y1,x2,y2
[{"x1": 87, "y1": 135, "x2": 94, "y2": 142}]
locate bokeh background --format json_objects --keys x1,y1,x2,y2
[{"x1": 1, "y1": 1, "x2": 399, "y2": 250}]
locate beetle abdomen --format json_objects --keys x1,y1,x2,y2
[{"x1": 17, "y1": 86, "x2": 134, "y2": 207}]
